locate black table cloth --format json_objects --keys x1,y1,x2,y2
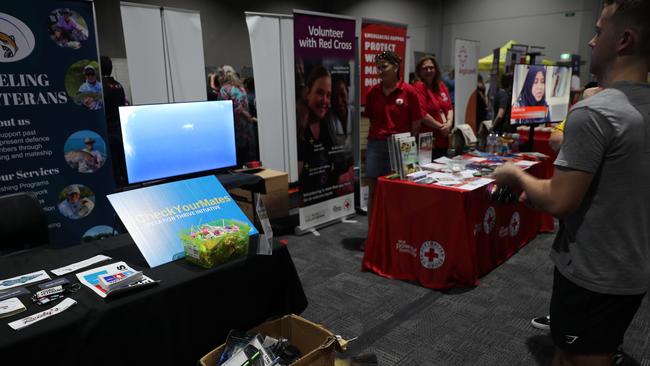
[{"x1": 0, "y1": 234, "x2": 307, "y2": 365}]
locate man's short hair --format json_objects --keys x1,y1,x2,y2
[
  {"x1": 500, "y1": 73, "x2": 514, "y2": 90},
  {"x1": 604, "y1": 0, "x2": 650, "y2": 58},
  {"x1": 100, "y1": 56, "x2": 112, "y2": 77}
]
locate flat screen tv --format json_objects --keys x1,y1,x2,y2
[
  {"x1": 118, "y1": 100, "x2": 237, "y2": 184},
  {"x1": 510, "y1": 64, "x2": 572, "y2": 125}
]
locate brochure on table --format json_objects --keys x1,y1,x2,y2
[
  {"x1": 76, "y1": 261, "x2": 152, "y2": 298},
  {"x1": 107, "y1": 176, "x2": 258, "y2": 268},
  {"x1": 398, "y1": 136, "x2": 419, "y2": 180},
  {"x1": 418, "y1": 154, "x2": 539, "y2": 191}
]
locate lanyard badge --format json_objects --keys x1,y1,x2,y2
[{"x1": 30, "y1": 283, "x2": 80, "y2": 305}]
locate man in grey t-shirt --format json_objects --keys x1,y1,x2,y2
[{"x1": 494, "y1": 1, "x2": 650, "y2": 365}]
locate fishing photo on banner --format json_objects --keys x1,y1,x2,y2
[
  {"x1": 293, "y1": 11, "x2": 355, "y2": 230},
  {"x1": 0, "y1": 1, "x2": 116, "y2": 247}
]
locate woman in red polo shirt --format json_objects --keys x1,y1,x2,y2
[
  {"x1": 364, "y1": 51, "x2": 424, "y2": 239},
  {"x1": 413, "y1": 55, "x2": 454, "y2": 158}
]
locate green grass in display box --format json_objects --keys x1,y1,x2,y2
[{"x1": 179, "y1": 219, "x2": 250, "y2": 268}]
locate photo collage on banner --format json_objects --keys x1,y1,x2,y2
[
  {"x1": 360, "y1": 21, "x2": 407, "y2": 105},
  {"x1": 294, "y1": 11, "x2": 355, "y2": 230},
  {"x1": 0, "y1": 1, "x2": 116, "y2": 246}
]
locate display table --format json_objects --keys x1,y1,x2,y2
[
  {"x1": 0, "y1": 235, "x2": 307, "y2": 365},
  {"x1": 517, "y1": 127, "x2": 558, "y2": 177},
  {"x1": 362, "y1": 161, "x2": 552, "y2": 289},
  {"x1": 517, "y1": 128, "x2": 558, "y2": 232}
]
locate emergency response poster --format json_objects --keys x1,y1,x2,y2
[
  {"x1": 293, "y1": 10, "x2": 355, "y2": 232},
  {"x1": 360, "y1": 20, "x2": 407, "y2": 105},
  {"x1": 0, "y1": 1, "x2": 115, "y2": 247}
]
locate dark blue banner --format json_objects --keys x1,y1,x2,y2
[{"x1": 0, "y1": 1, "x2": 116, "y2": 247}]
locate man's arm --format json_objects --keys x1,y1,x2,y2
[
  {"x1": 493, "y1": 107, "x2": 505, "y2": 130},
  {"x1": 548, "y1": 130, "x2": 564, "y2": 152},
  {"x1": 493, "y1": 163, "x2": 593, "y2": 218}
]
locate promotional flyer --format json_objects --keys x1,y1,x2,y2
[
  {"x1": 0, "y1": 1, "x2": 115, "y2": 247},
  {"x1": 293, "y1": 11, "x2": 355, "y2": 231},
  {"x1": 360, "y1": 21, "x2": 407, "y2": 105},
  {"x1": 107, "y1": 175, "x2": 258, "y2": 268}
]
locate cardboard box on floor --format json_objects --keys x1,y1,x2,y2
[
  {"x1": 228, "y1": 169, "x2": 289, "y2": 222},
  {"x1": 199, "y1": 314, "x2": 338, "y2": 366}
]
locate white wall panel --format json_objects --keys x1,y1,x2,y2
[
  {"x1": 120, "y1": 3, "x2": 169, "y2": 104},
  {"x1": 163, "y1": 8, "x2": 207, "y2": 102}
]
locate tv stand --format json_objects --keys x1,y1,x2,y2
[
  {"x1": 521, "y1": 124, "x2": 536, "y2": 152},
  {"x1": 215, "y1": 171, "x2": 264, "y2": 192}
]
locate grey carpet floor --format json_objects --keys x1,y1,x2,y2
[{"x1": 282, "y1": 215, "x2": 650, "y2": 366}]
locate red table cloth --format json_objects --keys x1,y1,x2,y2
[
  {"x1": 362, "y1": 162, "x2": 553, "y2": 289},
  {"x1": 518, "y1": 127, "x2": 557, "y2": 232}
]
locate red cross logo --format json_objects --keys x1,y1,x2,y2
[
  {"x1": 419, "y1": 241, "x2": 445, "y2": 269},
  {"x1": 424, "y1": 247, "x2": 438, "y2": 262}
]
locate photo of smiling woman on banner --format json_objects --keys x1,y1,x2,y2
[{"x1": 296, "y1": 63, "x2": 352, "y2": 205}]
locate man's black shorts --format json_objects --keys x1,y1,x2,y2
[{"x1": 550, "y1": 267, "x2": 645, "y2": 354}]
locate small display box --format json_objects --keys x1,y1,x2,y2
[{"x1": 179, "y1": 219, "x2": 250, "y2": 268}]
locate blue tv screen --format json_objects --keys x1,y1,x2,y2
[{"x1": 119, "y1": 100, "x2": 237, "y2": 184}]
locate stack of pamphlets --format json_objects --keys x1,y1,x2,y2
[
  {"x1": 387, "y1": 132, "x2": 422, "y2": 180},
  {"x1": 387, "y1": 132, "x2": 411, "y2": 174},
  {"x1": 397, "y1": 136, "x2": 419, "y2": 179},
  {"x1": 76, "y1": 261, "x2": 157, "y2": 298},
  {"x1": 0, "y1": 298, "x2": 26, "y2": 319},
  {"x1": 98, "y1": 269, "x2": 143, "y2": 293}
]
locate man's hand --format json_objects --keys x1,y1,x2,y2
[
  {"x1": 518, "y1": 191, "x2": 535, "y2": 208},
  {"x1": 492, "y1": 162, "x2": 523, "y2": 188}
]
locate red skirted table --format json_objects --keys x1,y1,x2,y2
[
  {"x1": 518, "y1": 127, "x2": 557, "y2": 232},
  {"x1": 362, "y1": 162, "x2": 553, "y2": 289}
]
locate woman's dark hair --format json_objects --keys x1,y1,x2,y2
[
  {"x1": 375, "y1": 51, "x2": 402, "y2": 76},
  {"x1": 415, "y1": 55, "x2": 442, "y2": 93},
  {"x1": 518, "y1": 65, "x2": 547, "y2": 106},
  {"x1": 305, "y1": 65, "x2": 331, "y2": 92}
]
